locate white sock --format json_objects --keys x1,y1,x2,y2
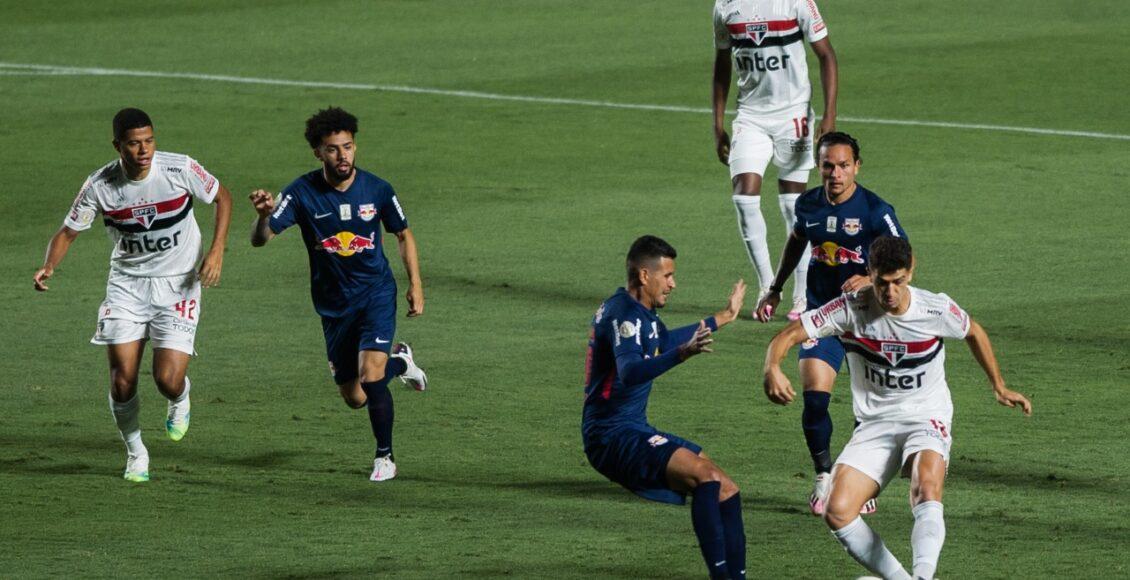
[
  {"x1": 172, "y1": 376, "x2": 191, "y2": 404},
  {"x1": 778, "y1": 193, "x2": 811, "y2": 305},
  {"x1": 109, "y1": 392, "x2": 145, "y2": 456},
  {"x1": 911, "y1": 501, "x2": 945, "y2": 580},
  {"x1": 832, "y1": 516, "x2": 911, "y2": 580},
  {"x1": 732, "y1": 194, "x2": 775, "y2": 289}
]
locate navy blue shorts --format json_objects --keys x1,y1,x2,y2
[
  {"x1": 321, "y1": 284, "x2": 397, "y2": 385},
  {"x1": 585, "y1": 426, "x2": 702, "y2": 505},
  {"x1": 798, "y1": 335, "x2": 845, "y2": 372}
]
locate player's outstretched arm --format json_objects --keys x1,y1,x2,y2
[
  {"x1": 757, "y1": 232, "x2": 809, "y2": 322},
  {"x1": 394, "y1": 228, "x2": 424, "y2": 317},
  {"x1": 663, "y1": 279, "x2": 747, "y2": 348},
  {"x1": 712, "y1": 49, "x2": 733, "y2": 165},
  {"x1": 249, "y1": 189, "x2": 276, "y2": 247},
  {"x1": 33, "y1": 226, "x2": 80, "y2": 292},
  {"x1": 713, "y1": 279, "x2": 747, "y2": 328},
  {"x1": 810, "y1": 37, "x2": 839, "y2": 140},
  {"x1": 963, "y1": 319, "x2": 1032, "y2": 415},
  {"x1": 762, "y1": 320, "x2": 809, "y2": 404},
  {"x1": 199, "y1": 184, "x2": 232, "y2": 287}
]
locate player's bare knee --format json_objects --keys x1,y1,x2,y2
[
  {"x1": 109, "y1": 370, "x2": 139, "y2": 399},
  {"x1": 910, "y1": 479, "x2": 944, "y2": 505},
  {"x1": 823, "y1": 496, "x2": 860, "y2": 530},
  {"x1": 341, "y1": 391, "x2": 367, "y2": 409},
  {"x1": 719, "y1": 475, "x2": 740, "y2": 500},
  {"x1": 359, "y1": 364, "x2": 387, "y2": 384},
  {"x1": 153, "y1": 373, "x2": 185, "y2": 399}
]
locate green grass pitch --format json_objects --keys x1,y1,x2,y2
[{"x1": 1, "y1": 1, "x2": 1127, "y2": 577}]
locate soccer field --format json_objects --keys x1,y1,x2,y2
[{"x1": 2, "y1": 1, "x2": 1128, "y2": 577}]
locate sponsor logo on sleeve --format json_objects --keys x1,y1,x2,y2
[
  {"x1": 391, "y1": 195, "x2": 406, "y2": 221},
  {"x1": 619, "y1": 320, "x2": 639, "y2": 339},
  {"x1": 883, "y1": 214, "x2": 900, "y2": 236},
  {"x1": 271, "y1": 194, "x2": 291, "y2": 218},
  {"x1": 188, "y1": 160, "x2": 216, "y2": 193},
  {"x1": 593, "y1": 303, "x2": 606, "y2": 324},
  {"x1": 647, "y1": 434, "x2": 669, "y2": 447}
]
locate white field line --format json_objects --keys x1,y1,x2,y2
[{"x1": 2, "y1": 62, "x2": 1128, "y2": 142}]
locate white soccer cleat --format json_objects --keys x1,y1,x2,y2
[
  {"x1": 392, "y1": 342, "x2": 427, "y2": 391},
  {"x1": 787, "y1": 297, "x2": 807, "y2": 321},
  {"x1": 861, "y1": 497, "x2": 878, "y2": 515},
  {"x1": 809, "y1": 472, "x2": 831, "y2": 516},
  {"x1": 166, "y1": 379, "x2": 191, "y2": 442},
  {"x1": 123, "y1": 449, "x2": 150, "y2": 483},
  {"x1": 370, "y1": 455, "x2": 397, "y2": 482}
]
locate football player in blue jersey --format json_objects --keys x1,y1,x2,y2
[
  {"x1": 583, "y1": 235, "x2": 748, "y2": 579},
  {"x1": 248, "y1": 107, "x2": 426, "y2": 482},
  {"x1": 755, "y1": 132, "x2": 908, "y2": 516}
]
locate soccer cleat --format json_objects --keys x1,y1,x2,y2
[
  {"x1": 370, "y1": 455, "x2": 397, "y2": 482},
  {"x1": 787, "y1": 297, "x2": 807, "y2": 321},
  {"x1": 392, "y1": 342, "x2": 428, "y2": 391},
  {"x1": 809, "y1": 472, "x2": 831, "y2": 516},
  {"x1": 860, "y1": 497, "x2": 878, "y2": 515},
  {"x1": 123, "y1": 450, "x2": 150, "y2": 483},
  {"x1": 166, "y1": 380, "x2": 191, "y2": 442}
]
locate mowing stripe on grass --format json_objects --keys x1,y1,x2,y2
[{"x1": 3, "y1": 62, "x2": 1128, "y2": 142}]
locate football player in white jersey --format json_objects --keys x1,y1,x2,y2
[
  {"x1": 713, "y1": 0, "x2": 839, "y2": 319},
  {"x1": 761, "y1": 237, "x2": 1031, "y2": 579},
  {"x1": 33, "y1": 108, "x2": 232, "y2": 482}
]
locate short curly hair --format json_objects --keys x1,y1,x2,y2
[
  {"x1": 868, "y1": 236, "x2": 913, "y2": 275},
  {"x1": 304, "y1": 107, "x2": 358, "y2": 148}
]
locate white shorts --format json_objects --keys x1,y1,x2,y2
[
  {"x1": 834, "y1": 417, "x2": 953, "y2": 488},
  {"x1": 91, "y1": 271, "x2": 201, "y2": 355},
  {"x1": 728, "y1": 104, "x2": 815, "y2": 182}
]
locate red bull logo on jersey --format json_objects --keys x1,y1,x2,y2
[
  {"x1": 745, "y1": 22, "x2": 768, "y2": 45},
  {"x1": 319, "y1": 231, "x2": 376, "y2": 257},
  {"x1": 811, "y1": 242, "x2": 865, "y2": 267}
]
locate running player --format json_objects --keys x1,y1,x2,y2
[
  {"x1": 762, "y1": 236, "x2": 1032, "y2": 579},
  {"x1": 712, "y1": 0, "x2": 839, "y2": 318},
  {"x1": 584, "y1": 235, "x2": 748, "y2": 579},
  {"x1": 249, "y1": 107, "x2": 426, "y2": 482},
  {"x1": 756, "y1": 131, "x2": 906, "y2": 515},
  {"x1": 32, "y1": 108, "x2": 233, "y2": 482}
]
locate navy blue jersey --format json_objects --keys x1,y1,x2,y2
[
  {"x1": 269, "y1": 168, "x2": 408, "y2": 317},
  {"x1": 582, "y1": 288, "x2": 716, "y2": 442},
  {"x1": 793, "y1": 184, "x2": 907, "y2": 307}
]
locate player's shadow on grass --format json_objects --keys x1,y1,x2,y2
[
  {"x1": 404, "y1": 474, "x2": 638, "y2": 502},
  {"x1": 949, "y1": 457, "x2": 1122, "y2": 496}
]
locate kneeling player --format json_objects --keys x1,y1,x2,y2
[
  {"x1": 583, "y1": 236, "x2": 748, "y2": 579},
  {"x1": 762, "y1": 237, "x2": 1031, "y2": 579}
]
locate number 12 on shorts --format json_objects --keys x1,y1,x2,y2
[
  {"x1": 792, "y1": 117, "x2": 809, "y2": 139},
  {"x1": 174, "y1": 299, "x2": 197, "y2": 320}
]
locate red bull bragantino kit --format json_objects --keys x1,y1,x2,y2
[
  {"x1": 793, "y1": 184, "x2": 907, "y2": 307},
  {"x1": 268, "y1": 168, "x2": 408, "y2": 317}
]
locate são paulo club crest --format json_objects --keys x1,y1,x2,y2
[
  {"x1": 132, "y1": 205, "x2": 158, "y2": 229},
  {"x1": 881, "y1": 343, "x2": 908, "y2": 365},
  {"x1": 746, "y1": 22, "x2": 769, "y2": 45}
]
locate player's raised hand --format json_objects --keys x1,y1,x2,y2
[
  {"x1": 763, "y1": 366, "x2": 796, "y2": 405},
  {"x1": 406, "y1": 284, "x2": 424, "y2": 317},
  {"x1": 841, "y1": 274, "x2": 871, "y2": 296},
  {"x1": 678, "y1": 321, "x2": 714, "y2": 360},
  {"x1": 33, "y1": 266, "x2": 54, "y2": 292},
  {"x1": 716, "y1": 279, "x2": 747, "y2": 326},
  {"x1": 817, "y1": 117, "x2": 835, "y2": 144},
  {"x1": 994, "y1": 387, "x2": 1033, "y2": 416},
  {"x1": 755, "y1": 290, "x2": 781, "y2": 323},
  {"x1": 715, "y1": 129, "x2": 731, "y2": 165},
  {"x1": 249, "y1": 189, "x2": 276, "y2": 218}
]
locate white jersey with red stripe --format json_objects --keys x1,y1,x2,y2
[
  {"x1": 63, "y1": 151, "x2": 220, "y2": 277},
  {"x1": 713, "y1": 0, "x2": 828, "y2": 115},
  {"x1": 800, "y1": 287, "x2": 972, "y2": 423}
]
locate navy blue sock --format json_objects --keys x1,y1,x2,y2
[
  {"x1": 361, "y1": 379, "x2": 394, "y2": 458},
  {"x1": 802, "y1": 391, "x2": 833, "y2": 473},
  {"x1": 719, "y1": 493, "x2": 746, "y2": 580},
  {"x1": 691, "y1": 481, "x2": 729, "y2": 579},
  {"x1": 384, "y1": 357, "x2": 407, "y2": 379}
]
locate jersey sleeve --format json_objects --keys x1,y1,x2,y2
[
  {"x1": 610, "y1": 313, "x2": 646, "y2": 359},
  {"x1": 183, "y1": 156, "x2": 220, "y2": 204},
  {"x1": 934, "y1": 293, "x2": 972, "y2": 339},
  {"x1": 380, "y1": 184, "x2": 409, "y2": 234},
  {"x1": 800, "y1": 295, "x2": 851, "y2": 339},
  {"x1": 268, "y1": 190, "x2": 299, "y2": 234},
  {"x1": 62, "y1": 177, "x2": 100, "y2": 232},
  {"x1": 872, "y1": 203, "x2": 908, "y2": 240},
  {"x1": 796, "y1": 0, "x2": 829, "y2": 43},
  {"x1": 713, "y1": 3, "x2": 732, "y2": 50}
]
